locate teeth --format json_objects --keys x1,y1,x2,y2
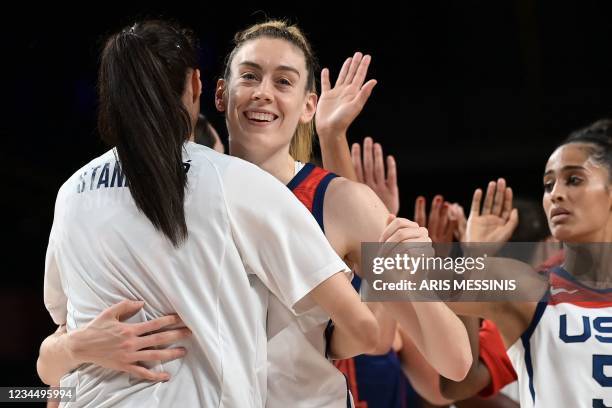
[{"x1": 246, "y1": 111, "x2": 275, "y2": 122}]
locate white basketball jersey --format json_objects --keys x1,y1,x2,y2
[{"x1": 508, "y1": 267, "x2": 612, "y2": 407}]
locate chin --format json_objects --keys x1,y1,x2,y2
[{"x1": 551, "y1": 226, "x2": 575, "y2": 242}]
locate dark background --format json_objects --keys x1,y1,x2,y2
[{"x1": 2, "y1": 1, "x2": 612, "y2": 389}]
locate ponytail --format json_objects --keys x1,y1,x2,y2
[{"x1": 97, "y1": 21, "x2": 199, "y2": 246}]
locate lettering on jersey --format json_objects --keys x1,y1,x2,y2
[
  {"x1": 594, "y1": 317, "x2": 612, "y2": 343},
  {"x1": 559, "y1": 315, "x2": 612, "y2": 343},
  {"x1": 110, "y1": 161, "x2": 126, "y2": 188},
  {"x1": 90, "y1": 165, "x2": 101, "y2": 190},
  {"x1": 593, "y1": 355, "x2": 612, "y2": 387},
  {"x1": 76, "y1": 161, "x2": 127, "y2": 193},
  {"x1": 76, "y1": 171, "x2": 87, "y2": 193},
  {"x1": 97, "y1": 163, "x2": 110, "y2": 189},
  {"x1": 592, "y1": 399, "x2": 612, "y2": 408},
  {"x1": 76, "y1": 159, "x2": 190, "y2": 194}
]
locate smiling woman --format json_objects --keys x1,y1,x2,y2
[
  {"x1": 215, "y1": 20, "x2": 318, "y2": 174},
  {"x1": 212, "y1": 19, "x2": 471, "y2": 408}
]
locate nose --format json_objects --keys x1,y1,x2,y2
[
  {"x1": 252, "y1": 78, "x2": 273, "y2": 103},
  {"x1": 549, "y1": 181, "x2": 566, "y2": 203}
]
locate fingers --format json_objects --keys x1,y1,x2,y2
[
  {"x1": 453, "y1": 204, "x2": 467, "y2": 242},
  {"x1": 132, "y1": 347, "x2": 187, "y2": 363},
  {"x1": 481, "y1": 181, "x2": 496, "y2": 215},
  {"x1": 344, "y1": 52, "x2": 363, "y2": 86},
  {"x1": 414, "y1": 196, "x2": 426, "y2": 227},
  {"x1": 105, "y1": 300, "x2": 145, "y2": 321},
  {"x1": 373, "y1": 143, "x2": 385, "y2": 186},
  {"x1": 352, "y1": 54, "x2": 372, "y2": 88},
  {"x1": 122, "y1": 364, "x2": 170, "y2": 382},
  {"x1": 362, "y1": 137, "x2": 375, "y2": 186},
  {"x1": 499, "y1": 208, "x2": 520, "y2": 242},
  {"x1": 136, "y1": 328, "x2": 192, "y2": 350},
  {"x1": 491, "y1": 178, "x2": 506, "y2": 216},
  {"x1": 132, "y1": 314, "x2": 184, "y2": 336},
  {"x1": 355, "y1": 79, "x2": 377, "y2": 107},
  {"x1": 351, "y1": 143, "x2": 364, "y2": 182},
  {"x1": 501, "y1": 186, "x2": 513, "y2": 222},
  {"x1": 320, "y1": 68, "x2": 331, "y2": 93},
  {"x1": 335, "y1": 57, "x2": 352, "y2": 87},
  {"x1": 470, "y1": 188, "x2": 483, "y2": 217},
  {"x1": 380, "y1": 217, "x2": 420, "y2": 242},
  {"x1": 446, "y1": 214, "x2": 458, "y2": 241},
  {"x1": 386, "y1": 155, "x2": 397, "y2": 192},
  {"x1": 385, "y1": 227, "x2": 431, "y2": 244},
  {"x1": 438, "y1": 203, "x2": 450, "y2": 240},
  {"x1": 428, "y1": 195, "x2": 443, "y2": 231},
  {"x1": 508, "y1": 208, "x2": 519, "y2": 231}
]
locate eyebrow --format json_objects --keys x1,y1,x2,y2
[
  {"x1": 238, "y1": 61, "x2": 301, "y2": 77},
  {"x1": 543, "y1": 165, "x2": 586, "y2": 177}
]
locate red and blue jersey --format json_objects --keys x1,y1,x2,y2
[{"x1": 287, "y1": 163, "x2": 416, "y2": 408}]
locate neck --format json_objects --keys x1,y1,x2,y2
[
  {"x1": 563, "y1": 243, "x2": 612, "y2": 287},
  {"x1": 566, "y1": 217, "x2": 612, "y2": 244},
  {"x1": 230, "y1": 141, "x2": 296, "y2": 185}
]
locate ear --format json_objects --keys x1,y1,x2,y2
[
  {"x1": 192, "y1": 68, "x2": 202, "y2": 103},
  {"x1": 215, "y1": 78, "x2": 226, "y2": 112},
  {"x1": 299, "y1": 92, "x2": 318, "y2": 124}
]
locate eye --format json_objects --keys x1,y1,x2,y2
[
  {"x1": 277, "y1": 77, "x2": 292, "y2": 86},
  {"x1": 543, "y1": 181, "x2": 554, "y2": 193},
  {"x1": 567, "y1": 175, "x2": 582, "y2": 186},
  {"x1": 241, "y1": 72, "x2": 258, "y2": 81}
]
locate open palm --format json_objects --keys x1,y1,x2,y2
[
  {"x1": 465, "y1": 178, "x2": 519, "y2": 244},
  {"x1": 315, "y1": 52, "x2": 377, "y2": 137}
]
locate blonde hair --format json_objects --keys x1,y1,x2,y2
[{"x1": 223, "y1": 20, "x2": 318, "y2": 162}]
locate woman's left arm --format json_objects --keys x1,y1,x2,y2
[{"x1": 325, "y1": 180, "x2": 472, "y2": 381}]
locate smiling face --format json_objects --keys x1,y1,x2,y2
[
  {"x1": 216, "y1": 37, "x2": 316, "y2": 162},
  {"x1": 543, "y1": 143, "x2": 612, "y2": 242}
]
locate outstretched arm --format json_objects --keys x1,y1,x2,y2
[
  {"x1": 325, "y1": 179, "x2": 471, "y2": 381},
  {"x1": 441, "y1": 180, "x2": 525, "y2": 400},
  {"x1": 397, "y1": 326, "x2": 454, "y2": 406}
]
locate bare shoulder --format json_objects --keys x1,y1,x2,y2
[
  {"x1": 324, "y1": 177, "x2": 386, "y2": 217},
  {"x1": 323, "y1": 177, "x2": 389, "y2": 262}
]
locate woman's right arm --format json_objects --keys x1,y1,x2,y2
[
  {"x1": 309, "y1": 272, "x2": 380, "y2": 359},
  {"x1": 37, "y1": 300, "x2": 191, "y2": 385}
]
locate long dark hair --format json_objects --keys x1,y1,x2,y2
[{"x1": 97, "y1": 20, "x2": 199, "y2": 246}]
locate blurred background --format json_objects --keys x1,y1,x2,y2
[{"x1": 2, "y1": 0, "x2": 612, "y2": 391}]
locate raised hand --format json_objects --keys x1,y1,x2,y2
[
  {"x1": 448, "y1": 203, "x2": 467, "y2": 242},
  {"x1": 67, "y1": 300, "x2": 191, "y2": 381},
  {"x1": 352, "y1": 137, "x2": 399, "y2": 215},
  {"x1": 316, "y1": 52, "x2": 377, "y2": 138},
  {"x1": 465, "y1": 178, "x2": 519, "y2": 243},
  {"x1": 413, "y1": 195, "x2": 458, "y2": 243}
]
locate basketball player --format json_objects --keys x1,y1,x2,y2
[
  {"x1": 448, "y1": 120, "x2": 612, "y2": 407},
  {"x1": 38, "y1": 19, "x2": 471, "y2": 408},
  {"x1": 38, "y1": 19, "x2": 384, "y2": 407}
]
